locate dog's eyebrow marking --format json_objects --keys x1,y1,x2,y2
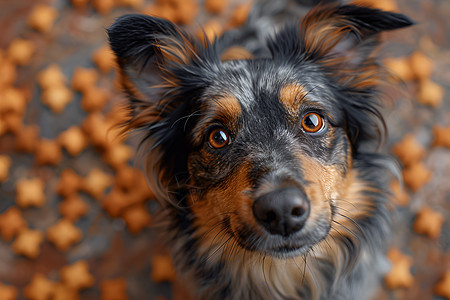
[
  {"x1": 220, "y1": 46, "x2": 254, "y2": 62},
  {"x1": 212, "y1": 94, "x2": 242, "y2": 121},
  {"x1": 279, "y1": 83, "x2": 307, "y2": 114},
  {"x1": 191, "y1": 95, "x2": 241, "y2": 146}
]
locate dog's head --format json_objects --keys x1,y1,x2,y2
[{"x1": 108, "y1": 4, "x2": 412, "y2": 258}]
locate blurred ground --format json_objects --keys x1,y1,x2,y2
[{"x1": 0, "y1": 0, "x2": 449, "y2": 299}]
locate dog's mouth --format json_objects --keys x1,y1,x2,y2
[
  {"x1": 226, "y1": 210, "x2": 331, "y2": 259},
  {"x1": 272, "y1": 244, "x2": 308, "y2": 255},
  {"x1": 229, "y1": 223, "x2": 321, "y2": 258}
]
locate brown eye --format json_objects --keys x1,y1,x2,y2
[
  {"x1": 208, "y1": 128, "x2": 230, "y2": 149},
  {"x1": 301, "y1": 112, "x2": 324, "y2": 133}
]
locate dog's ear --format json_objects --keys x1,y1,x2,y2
[
  {"x1": 299, "y1": 4, "x2": 413, "y2": 61},
  {"x1": 108, "y1": 15, "x2": 201, "y2": 199},
  {"x1": 271, "y1": 4, "x2": 413, "y2": 146},
  {"x1": 108, "y1": 14, "x2": 198, "y2": 110},
  {"x1": 271, "y1": 4, "x2": 413, "y2": 67}
]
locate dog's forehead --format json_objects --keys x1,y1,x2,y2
[{"x1": 203, "y1": 59, "x2": 335, "y2": 115}]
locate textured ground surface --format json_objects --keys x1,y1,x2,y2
[{"x1": 0, "y1": 0, "x2": 449, "y2": 299}]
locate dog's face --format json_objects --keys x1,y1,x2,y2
[
  {"x1": 108, "y1": 4, "x2": 413, "y2": 259},
  {"x1": 186, "y1": 59, "x2": 351, "y2": 257}
]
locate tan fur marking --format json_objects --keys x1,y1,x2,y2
[
  {"x1": 279, "y1": 83, "x2": 307, "y2": 114},
  {"x1": 215, "y1": 95, "x2": 241, "y2": 120},
  {"x1": 301, "y1": 5, "x2": 359, "y2": 57},
  {"x1": 158, "y1": 33, "x2": 197, "y2": 65},
  {"x1": 220, "y1": 46, "x2": 254, "y2": 62}
]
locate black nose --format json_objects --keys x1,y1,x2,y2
[{"x1": 252, "y1": 187, "x2": 310, "y2": 237}]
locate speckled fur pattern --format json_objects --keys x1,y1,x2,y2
[{"x1": 108, "y1": 3, "x2": 413, "y2": 299}]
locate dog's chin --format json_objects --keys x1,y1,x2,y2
[
  {"x1": 231, "y1": 227, "x2": 329, "y2": 259},
  {"x1": 265, "y1": 243, "x2": 312, "y2": 259}
]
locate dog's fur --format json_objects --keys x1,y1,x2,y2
[{"x1": 108, "y1": 3, "x2": 413, "y2": 299}]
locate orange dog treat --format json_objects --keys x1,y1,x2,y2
[
  {"x1": 409, "y1": 51, "x2": 433, "y2": 81},
  {"x1": 0, "y1": 155, "x2": 12, "y2": 183},
  {"x1": 100, "y1": 278, "x2": 128, "y2": 300},
  {"x1": 51, "y1": 283, "x2": 79, "y2": 300},
  {"x1": 0, "y1": 207, "x2": 27, "y2": 242},
  {"x1": 0, "y1": 282, "x2": 18, "y2": 300},
  {"x1": 143, "y1": 3, "x2": 177, "y2": 23},
  {"x1": 0, "y1": 57, "x2": 17, "y2": 88},
  {"x1": 115, "y1": 166, "x2": 137, "y2": 191},
  {"x1": 197, "y1": 20, "x2": 223, "y2": 42},
  {"x1": 81, "y1": 168, "x2": 113, "y2": 199},
  {"x1": 71, "y1": 0, "x2": 90, "y2": 9},
  {"x1": 41, "y1": 85, "x2": 73, "y2": 113},
  {"x1": 434, "y1": 270, "x2": 450, "y2": 300},
  {"x1": 115, "y1": 168, "x2": 153, "y2": 201},
  {"x1": 82, "y1": 113, "x2": 112, "y2": 148},
  {"x1": 80, "y1": 86, "x2": 109, "y2": 112},
  {"x1": 7, "y1": 38, "x2": 36, "y2": 66},
  {"x1": 92, "y1": 0, "x2": 116, "y2": 14},
  {"x1": 71, "y1": 67, "x2": 99, "y2": 93},
  {"x1": 56, "y1": 169, "x2": 82, "y2": 198},
  {"x1": 2, "y1": 113, "x2": 23, "y2": 135},
  {"x1": 14, "y1": 125, "x2": 40, "y2": 153},
  {"x1": 35, "y1": 138, "x2": 63, "y2": 165},
  {"x1": 0, "y1": 87, "x2": 28, "y2": 116},
  {"x1": 102, "y1": 188, "x2": 132, "y2": 218},
  {"x1": 27, "y1": 4, "x2": 59, "y2": 33},
  {"x1": 172, "y1": 0, "x2": 199, "y2": 25},
  {"x1": 16, "y1": 178, "x2": 46, "y2": 208},
  {"x1": 46, "y1": 219, "x2": 83, "y2": 251},
  {"x1": 417, "y1": 79, "x2": 444, "y2": 108},
  {"x1": 151, "y1": 254, "x2": 177, "y2": 283},
  {"x1": 389, "y1": 180, "x2": 410, "y2": 207},
  {"x1": 113, "y1": 169, "x2": 155, "y2": 206},
  {"x1": 432, "y1": 126, "x2": 450, "y2": 148},
  {"x1": 384, "y1": 57, "x2": 414, "y2": 82},
  {"x1": 38, "y1": 64, "x2": 67, "y2": 90},
  {"x1": 58, "y1": 126, "x2": 88, "y2": 156},
  {"x1": 228, "y1": 2, "x2": 251, "y2": 28},
  {"x1": 102, "y1": 143, "x2": 133, "y2": 170},
  {"x1": 402, "y1": 162, "x2": 432, "y2": 192},
  {"x1": 391, "y1": 134, "x2": 426, "y2": 167},
  {"x1": 0, "y1": 117, "x2": 6, "y2": 136},
  {"x1": 384, "y1": 248, "x2": 414, "y2": 289},
  {"x1": 413, "y1": 206, "x2": 444, "y2": 239},
  {"x1": 118, "y1": 0, "x2": 144, "y2": 9},
  {"x1": 24, "y1": 274, "x2": 56, "y2": 300},
  {"x1": 205, "y1": 0, "x2": 228, "y2": 14},
  {"x1": 60, "y1": 260, "x2": 95, "y2": 291},
  {"x1": 12, "y1": 228, "x2": 44, "y2": 259},
  {"x1": 122, "y1": 205, "x2": 152, "y2": 234},
  {"x1": 59, "y1": 195, "x2": 89, "y2": 222},
  {"x1": 92, "y1": 45, "x2": 116, "y2": 73}
]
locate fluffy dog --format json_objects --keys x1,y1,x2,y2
[{"x1": 108, "y1": 3, "x2": 413, "y2": 299}]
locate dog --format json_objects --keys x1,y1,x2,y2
[{"x1": 108, "y1": 2, "x2": 413, "y2": 299}]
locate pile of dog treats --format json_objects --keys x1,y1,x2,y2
[{"x1": 0, "y1": 0, "x2": 449, "y2": 299}]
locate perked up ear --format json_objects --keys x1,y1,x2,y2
[
  {"x1": 107, "y1": 14, "x2": 198, "y2": 108},
  {"x1": 293, "y1": 4, "x2": 413, "y2": 146},
  {"x1": 107, "y1": 15, "x2": 201, "y2": 198},
  {"x1": 299, "y1": 4, "x2": 414, "y2": 61}
]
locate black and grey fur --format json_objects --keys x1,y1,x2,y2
[{"x1": 108, "y1": 3, "x2": 413, "y2": 299}]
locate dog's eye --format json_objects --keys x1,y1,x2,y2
[
  {"x1": 301, "y1": 112, "x2": 324, "y2": 134},
  {"x1": 208, "y1": 127, "x2": 230, "y2": 149}
]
